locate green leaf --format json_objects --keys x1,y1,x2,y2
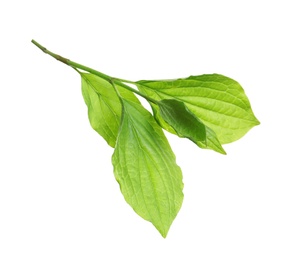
[
  {"x1": 157, "y1": 99, "x2": 226, "y2": 154},
  {"x1": 81, "y1": 73, "x2": 139, "y2": 147},
  {"x1": 196, "y1": 126, "x2": 226, "y2": 154},
  {"x1": 112, "y1": 99, "x2": 184, "y2": 237},
  {"x1": 158, "y1": 99, "x2": 206, "y2": 142},
  {"x1": 137, "y1": 74, "x2": 260, "y2": 144}
]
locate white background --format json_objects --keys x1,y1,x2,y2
[{"x1": 0, "y1": 0, "x2": 289, "y2": 259}]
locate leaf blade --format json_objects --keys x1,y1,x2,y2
[
  {"x1": 112, "y1": 99, "x2": 184, "y2": 237},
  {"x1": 156, "y1": 99, "x2": 225, "y2": 154},
  {"x1": 81, "y1": 73, "x2": 139, "y2": 147},
  {"x1": 196, "y1": 126, "x2": 226, "y2": 154},
  {"x1": 158, "y1": 99, "x2": 206, "y2": 142},
  {"x1": 137, "y1": 74, "x2": 259, "y2": 144}
]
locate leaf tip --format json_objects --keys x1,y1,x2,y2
[
  {"x1": 157, "y1": 225, "x2": 169, "y2": 238},
  {"x1": 255, "y1": 118, "x2": 261, "y2": 126},
  {"x1": 161, "y1": 233, "x2": 168, "y2": 238},
  {"x1": 220, "y1": 149, "x2": 227, "y2": 155}
]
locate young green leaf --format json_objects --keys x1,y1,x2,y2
[
  {"x1": 112, "y1": 98, "x2": 184, "y2": 237},
  {"x1": 136, "y1": 74, "x2": 260, "y2": 144},
  {"x1": 157, "y1": 99, "x2": 226, "y2": 154},
  {"x1": 81, "y1": 73, "x2": 139, "y2": 147}
]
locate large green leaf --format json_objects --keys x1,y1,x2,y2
[
  {"x1": 157, "y1": 99, "x2": 225, "y2": 154},
  {"x1": 136, "y1": 74, "x2": 260, "y2": 144},
  {"x1": 112, "y1": 99, "x2": 184, "y2": 237},
  {"x1": 81, "y1": 73, "x2": 139, "y2": 147}
]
